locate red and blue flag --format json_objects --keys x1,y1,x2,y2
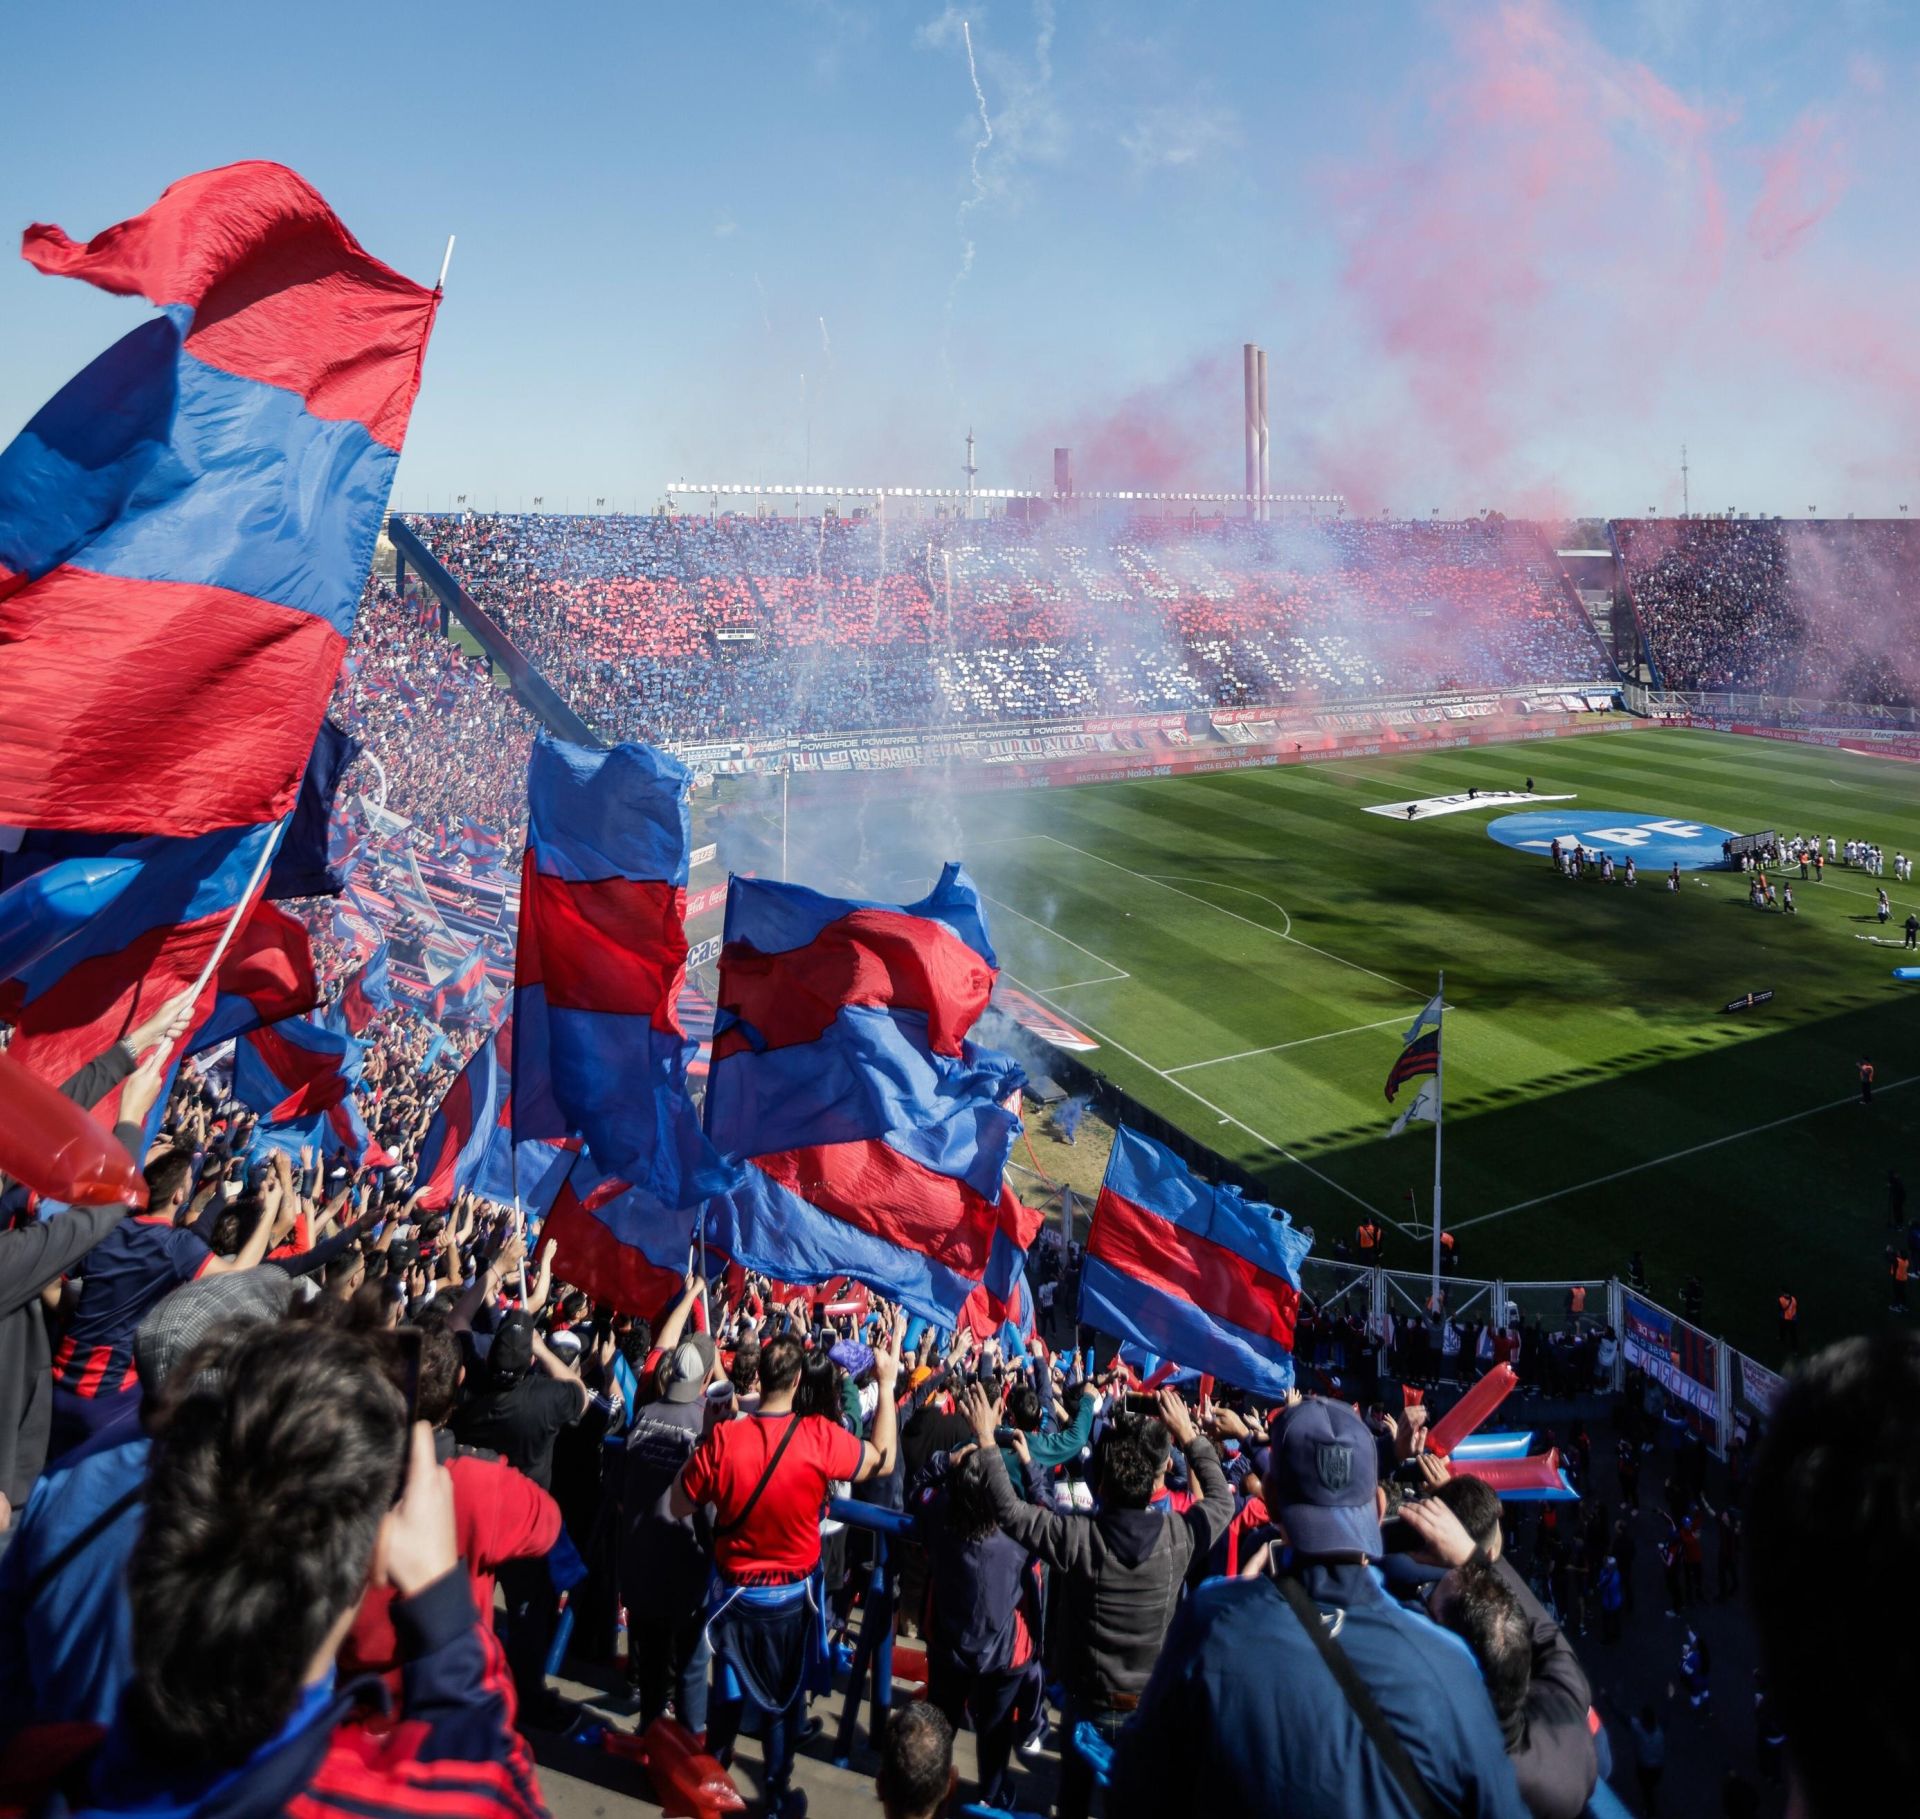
[
  {"x1": 702, "y1": 864, "x2": 1038, "y2": 1327},
  {"x1": 234, "y1": 1014, "x2": 362, "y2": 1124},
  {"x1": 186, "y1": 897, "x2": 319, "y2": 1054},
  {"x1": 0, "y1": 163, "x2": 437, "y2": 836},
  {"x1": 413, "y1": 1015, "x2": 570, "y2": 1213},
  {"x1": 1083, "y1": 1126, "x2": 1311, "y2": 1398},
  {"x1": 0, "y1": 822, "x2": 280, "y2": 1085},
  {"x1": 458, "y1": 816, "x2": 505, "y2": 873},
  {"x1": 542, "y1": 1149, "x2": 697, "y2": 1323},
  {"x1": 511, "y1": 736, "x2": 731, "y2": 1208},
  {"x1": 425, "y1": 939, "x2": 493, "y2": 1027}
]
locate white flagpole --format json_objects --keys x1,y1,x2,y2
[
  {"x1": 1431, "y1": 970, "x2": 1445, "y2": 1306},
  {"x1": 436, "y1": 236, "x2": 456, "y2": 292}
]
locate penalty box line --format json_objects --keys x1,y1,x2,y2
[
  {"x1": 1454, "y1": 1073, "x2": 1920, "y2": 1233},
  {"x1": 1002, "y1": 968, "x2": 1405, "y2": 1233},
  {"x1": 1034, "y1": 833, "x2": 1424, "y2": 996},
  {"x1": 981, "y1": 891, "x2": 1130, "y2": 988}
]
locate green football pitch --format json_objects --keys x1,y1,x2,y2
[{"x1": 884, "y1": 726, "x2": 1920, "y2": 1365}]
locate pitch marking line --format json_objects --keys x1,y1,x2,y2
[
  {"x1": 1000, "y1": 967, "x2": 1402, "y2": 1231},
  {"x1": 1146, "y1": 875, "x2": 1290, "y2": 936},
  {"x1": 1165, "y1": 1013, "x2": 1417, "y2": 1075},
  {"x1": 981, "y1": 891, "x2": 1129, "y2": 986},
  {"x1": 1454, "y1": 1074, "x2": 1920, "y2": 1232},
  {"x1": 1036, "y1": 834, "x2": 1421, "y2": 995}
]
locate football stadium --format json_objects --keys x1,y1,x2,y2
[{"x1": 4, "y1": 9, "x2": 1918, "y2": 1819}]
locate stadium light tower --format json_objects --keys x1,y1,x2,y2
[{"x1": 963, "y1": 428, "x2": 978, "y2": 521}]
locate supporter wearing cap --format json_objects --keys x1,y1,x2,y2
[
  {"x1": 1110, "y1": 1396, "x2": 1528, "y2": 1819},
  {"x1": 619, "y1": 1331, "x2": 720, "y2": 1736}
]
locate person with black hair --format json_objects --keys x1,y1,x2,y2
[
  {"x1": 909, "y1": 1439, "x2": 1048, "y2": 1807},
  {"x1": 960, "y1": 1381, "x2": 1231, "y2": 1819},
  {"x1": 340, "y1": 1326, "x2": 561, "y2": 1717},
  {"x1": 36, "y1": 1318, "x2": 546, "y2": 1819},
  {"x1": 450, "y1": 1309, "x2": 590, "y2": 1729},
  {"x1": 1748, "y1": 1332, "x2": 1920, "y2": 1817},
  {"x1": 876, "y1": 1702, "x2": 956, "y2": 1819},
  {"x1": 671, "y1": 1316, "x2": 906, "y2": 1816},
  {"x1": 45, "y1": 1135, "x2": 285, "y2": 1463},
  {"x1": 1414, "y1": 1460, "x2": 1598, "y2": 1819}
]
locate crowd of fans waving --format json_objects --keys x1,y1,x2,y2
[{"x1": 2, "y1": 994, "x2": 1913, "y2": 1819}]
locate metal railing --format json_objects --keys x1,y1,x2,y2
[{"x1": 1300, "y1": 1268, "x2": 1783, "y2": 1457}]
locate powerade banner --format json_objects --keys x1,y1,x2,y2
[
  {"x1": 1622, "y1": 1292, "x2": 1718, "y2": 1432},
  {"x1": 1488, "y1": 810, "x2": 1738, "y2": 870}
]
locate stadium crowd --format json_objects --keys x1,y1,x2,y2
[
  {"x1": 400, "y1": 513, "x2": 1612, "y2": 744},
  {"x1": 1616, "y1": 519, "x2": 1920, "y2": 705},
  {"x1": 3, "y1": 994, "x2": 1911, "y2": 1819}
]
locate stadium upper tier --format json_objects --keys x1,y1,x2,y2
[
  {"x1": 1616, "y1": 517, "x2": 1920, "y2": 701},
  {"x1": 398, "y1": 512, "x2": 1613, "y2": 742}
]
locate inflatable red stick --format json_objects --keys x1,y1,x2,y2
[
  {"x1": 624, "y1": 1716, "x2": 745, "y2": 1819},
  {"x1": 1425, "y1": 1363, "x2": 1517, "y2": 1458},
  {"x1": 1447, "y1": 1449, "x2": 1567, "y2": 1496},
  {"x1": 0, "y1": 1049, "x2": 147, "y2": 1208}
]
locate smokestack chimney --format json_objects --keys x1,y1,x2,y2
[
  {"x1": 1053, "y1": 446, "x2": 1073, "y2": 504},
  {"x1": 1244, "y1": 345, "x2": 1259, "y2": 518},
  {"x1": 1256, "y1": 347, "x2": 1269, "y2": 522}
]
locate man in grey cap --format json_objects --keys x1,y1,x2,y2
[
  {"x1": 620, "y1": 1332, "x2": 720, "y2": 1734},
  {"x1": 1111, "y1": 1395, "x2": 1529, "y2": 1819},
  {"x1": 0, "y1": 1265, "x2": 291, "y2": 1743}
]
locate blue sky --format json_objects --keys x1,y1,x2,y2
[{"x1": 4, "y1": 0, "x2": 1919, "y2": 517}]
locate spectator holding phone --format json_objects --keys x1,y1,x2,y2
[{"x1": 961, "y1": 1380, "x2": 1231, "y2": 1819}]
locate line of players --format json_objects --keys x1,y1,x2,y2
[{"x1": 1547, "y1": 837, "x2": 1671, "y2": 892}]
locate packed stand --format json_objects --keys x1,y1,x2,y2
[
  {"x1": 400, "y1": 511, "x2": 1613, "y2": 743},
  {"x1": 1615, "y1": 517, "x2": 1920, "y2": 704}
]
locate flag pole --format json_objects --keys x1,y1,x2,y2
[
  {"x1": 1430, "y1": 970, "x2": 1445, "y2": 1307},
  {"x1": 436, "y1": 235, "x2": 456, "y2": 292}
]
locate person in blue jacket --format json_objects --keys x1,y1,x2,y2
[{"x1": 1109, "y1": 1396, "x2": 1528, "y2": 1819}]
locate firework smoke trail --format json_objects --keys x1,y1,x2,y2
[
  {"x1": 818, "y1": 315, "x2": 833, "y2": 362},
  {"x1": 941, "y1": 17, "x2": 994, "y2": 393},
  {"x1": 957, "y1": 19, "x2": 993, "y2": 281}
]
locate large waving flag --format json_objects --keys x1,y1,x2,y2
[
  {"x1": 0, "y1": 163, "x2": 438, "y2": 835},
  {"x1": 1081, "y1": 1126, "x2": 1310, "y2": 1399},
  {"x1": 0, "y1": 823, "x2": 280, "y2": 1085},
  {"x1": 542, "y1": 1150, "x2": 697, "y2": 1323},
  {"x1": 512, "y1": 736, "x2": 730, "y2": 1208},
  {"x1": 234, "y1": 1015, "x2": 362, "y2": 1123},
  {"x1": 702, "y1": 865, "x2": 1039, "y2": 1327},
  {"x1": 185, "y1": 897, "x2": 319, "y2": 1054},
  {"x1": 413, "y1": 1016, "x2": 570, "y2": 1213}
]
